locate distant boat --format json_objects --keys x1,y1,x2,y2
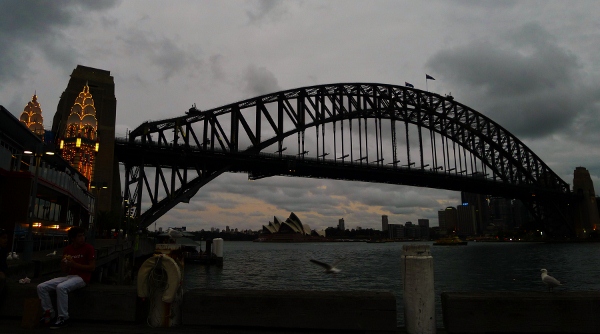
[
  {"x1": 366, "y1": 238, "x2": 391, "y2": 243},
  {"x1": 434, "y1": 235, "x2": 468, "y2": 246}
]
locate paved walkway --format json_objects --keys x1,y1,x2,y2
[{"x1": 0, "y1": 318, "x2": 416, "y2": 334}]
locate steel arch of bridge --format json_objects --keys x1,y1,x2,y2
[{"x1": 117, "y1": 83, "x2": 573, "y2": 236}]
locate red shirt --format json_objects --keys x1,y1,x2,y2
[{"x1": 63, "y1": 242, "x2": 96, "y2": 283}]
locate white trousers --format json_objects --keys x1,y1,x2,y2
[{"x1": 37, "y1": 275, "x2": 86, "y2": 319}]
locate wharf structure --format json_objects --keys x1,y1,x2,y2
[
  {"x1": 0, "y1": 65, "x2": 142, "y2": 283},
  {"x1": 0, "y1": 104, "x2": 93, "y2": 254}
]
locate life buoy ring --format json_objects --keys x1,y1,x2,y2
[{"x1": 137, "y1": 254, "x2": 182, "y2": 303}]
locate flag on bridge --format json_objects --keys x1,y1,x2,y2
[
  {"x1": 426, "y1": 74, "x2": 435, "y2": 80},
  {"x1": 405, "y1": 82, "x2": 414, "y2": 88}
]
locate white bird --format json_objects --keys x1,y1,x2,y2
[
  {"x1": 310, "y1": 258, "x2": 344, "y2": 274},
  {"x1": 7, "y1": 252, "x2": 18, "y2": 260},
  {"x1": 167, "y1": 228, "x2": 184, "y2": 241},
  {"x1": 46, "y1": 250, "x2": 57, "y2": 256},
  {"x1": 541, "y1": 269, "x2": 562, "y2": 291}
]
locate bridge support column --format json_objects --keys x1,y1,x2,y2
[{"x1": 402, "y1": 244, "x2": 435, "y2": 334}]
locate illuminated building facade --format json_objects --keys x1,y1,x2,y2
[
  {"x1": 52, "y1": 65, "x2": 119, "y2": 217},
  {"x1": 59, "y1": 84, "x2": 99, "y2": 183},
  {"x1": 19, "y1": 93, "x2": 45, "y2": 139}
]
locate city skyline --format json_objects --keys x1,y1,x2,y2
[{"x1": 1, "y1": 1, "x2": 600, "y2": 232}]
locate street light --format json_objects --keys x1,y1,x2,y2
[
  {"x1": 90, "y1": 181, "x2": 108, "y2": 243},
  {"x1": 23, "y1": 144, "x2": 55, "y2": 262}
]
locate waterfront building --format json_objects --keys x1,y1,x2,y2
[
  {"x1": 382, "y1": 215, "x2": 388, "y2": 232},
  {"x1": 438, "y1": 210, "x2": 446, "y2": 235},
  {"x1": 456, "y1": 204, "x2": 477, "y2": 237},
  {"x1": 418, "y1": 219, "x2": 430, "y2": 239},
  {"x1": 260, "y1": 212, "x2": 325, "y2": 242},
  {"x1": 444, "y1": 207, "x2": 458, "y2": 233},
  {"x1": 460, "y1": 191, "x2": 490, "y2": 234},
  {"x1": 0, "y1": 105, "x2": 93, "y2": 252},
  {"x1": 403, "y1": 222, "x2": 422, "y2": 239},
  {"x1": 262, "y1": 212, "x2": 311, "y2": 235},
  {"x1": 490, "y1": 197, "x2": 513, "y2": 229},
  {"x1": 512, "y1": 199, "x2": 530, "y2": 229},
  {"x1": 387, "y1": 223, "x2": 404, "y2": 239}
]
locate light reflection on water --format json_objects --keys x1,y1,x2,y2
[{"x1": 184, "y1": 241, "x2": 600, "y2": 327}]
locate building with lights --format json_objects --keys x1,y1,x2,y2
[
  {"x1": 20, "y1": 93, "x2": 45, "y2": 139},
  {"x1": 0, "y1": 105, "x2": 94, "y2": 253},
  {"x1": 52, "y1": 65, "x2": 119, "y2": 216},
  {"x1": 58, "y1": 83, "x2": 99, "y2": 183}
]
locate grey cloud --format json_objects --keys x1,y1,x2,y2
[
  {"x1": 0, "y1": 0, "x2": 119, "y2": 88},
  {"x1": 452, "y1": 0, "x2": 518, "y2": 9},
  {"x1": 241, "y1": 65, "x2": 281, "y2": 97},
  {"x1": 117, "y1": 30, "x2": 202, "y2": 82},
  {"x1": 245, "y1": 0, "x2": 288, "y2": 24},
  {"x1": 209, "y1": 54, "x2": 226, "y2": 81},
  {"x1": 426, "y1": 22, "x2": 598, "y2": 139}
]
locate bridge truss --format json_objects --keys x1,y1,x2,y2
[{"x1": 116, "y1": 83, "x2": 574, "y2": 237}]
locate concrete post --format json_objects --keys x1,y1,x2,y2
[
  {"x1": 401, "y1": 244, "x2": 435, "y2": 334},
  {"x1": 213, "y1": 238, "x2": 224, "y2": 267}
]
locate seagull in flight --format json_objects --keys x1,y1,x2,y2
[
  {"x1": 541, "y1": 269, "x2": 562, "y2": 291},
  {"x1": 310, "y1": 258, "x2": 344, "y2": 274}
]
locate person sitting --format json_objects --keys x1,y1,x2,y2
[{"x1": 37, "y1": 226, "x2": 96, "y2": 329}]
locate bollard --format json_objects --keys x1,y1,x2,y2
[
  {"x1": 213, "y1": 238, "x2": 224, "y2": 267},
  {"x1": 401, "y1": 244, "x2": 435, "y2": 334}
]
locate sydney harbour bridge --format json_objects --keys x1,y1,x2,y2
[{"x1": 114, "y1": 83, "x2": 575, "y2": 237}]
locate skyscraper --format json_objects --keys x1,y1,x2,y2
[
  {"x1": 489, "y1": 197, "x2": 512, "y2": 229},
  {"x1": 418, "y1": 219, "x2": 430, "y2": 239},
  {"x1": 382, "y1": 215, "x2": 389, "y2": 231},
  {"x1": 338, "y1": 218, "x2": 345, "y2": 231},
  {"x1": 444, "y1": 207, "x2": 458, "y2": 233},
  {"x1": 461, "y1": 191, "x2": 490, "y2": 234},
  {"x1": 438, "y1": 210, "x2": 446, "y2": 232},
  {"x1": 456, "y1": 204, "x2": 476, "y2": 236}
]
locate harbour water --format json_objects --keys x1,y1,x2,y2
[{"x1": 184, "y1": 241, "x2": 600, "y2": 327}]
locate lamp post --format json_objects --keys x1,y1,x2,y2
[
  {"x1": 90, "y1": 181, "x2": 108, "y2": 244},
  {"x1": 23, "y1": 145, "x2": 54, "y2": 262}
]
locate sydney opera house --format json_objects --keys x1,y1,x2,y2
[{"x1": 258, "y1": 212, "x2": 327, "y2": 242}]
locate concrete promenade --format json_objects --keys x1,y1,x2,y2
[
  {"x1": 4, "y1": 242, "x2": 600, "y2": 333},
  {"x1": 2, "y1": 243, "x2": 403, "y2": 333},
  {"x1": 0, "y1": 318, "x2": 416, "y2": 334}
]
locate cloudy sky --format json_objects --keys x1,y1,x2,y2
[{"x1": 2, "y1": 1, "x2": 600, "y2": 232}]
